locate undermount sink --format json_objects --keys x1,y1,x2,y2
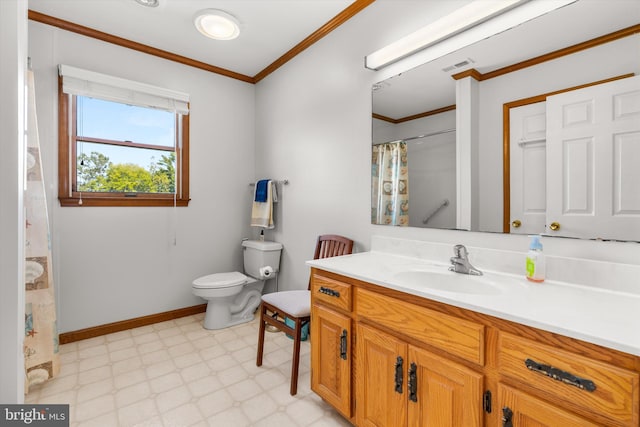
[{"x1": 392, "y1": 269, "x2": 506, "y2": 295}]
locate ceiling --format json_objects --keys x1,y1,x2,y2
[
  {"x1": 373, "y1": 0, "x2": 640, "y2": 120},
  {"x1": 27, "y1": 0, "x2": 361, "y2": 80},
  {"x1": 26, "y1": 0, "x2": 640, "y2": 104}
]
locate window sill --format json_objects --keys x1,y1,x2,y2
[{"x1": 59, "y1": 196, "x2": 190, "y2": 207}]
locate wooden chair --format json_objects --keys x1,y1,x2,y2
[{"x1": 256, "y1": 234, "x2": 354, "y2": 395}]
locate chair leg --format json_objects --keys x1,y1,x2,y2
[
  {"x1": 256, "y1": 303, "x2": 266, "y2": 367},
  {"x1": 290, "y1": 317, "x2": 303, "y2": 395}
]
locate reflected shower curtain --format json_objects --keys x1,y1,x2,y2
[
  {"x1": 371, "y1": 141, "x2": 409, "y2": 226},
  {"x1": 24, "y1": 70, "x2": 60, "y2": 392}
]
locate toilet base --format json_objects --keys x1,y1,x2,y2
[
  {"x1": 202, "y1": 301, "x2": 257, "y2": 330},
  {"x1": 200, "y1": 280, "x2": 263, "y2": 330},
  {"x1": 203, "y1": 308, "x2": 256, "y2": 330}
]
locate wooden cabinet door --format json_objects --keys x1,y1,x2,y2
[
  {"x1": 311, "y1": 303, "x2": 351, "y2": 418},
  {"x1": 498, "y1": 384, "x2": 600, "y2": 427},
  {"x1": 408, "y1": 346, "x2": 483, "y2": 427},
  {"x1": 356, "y1": 323, "x2": 408, "y2": 427}
]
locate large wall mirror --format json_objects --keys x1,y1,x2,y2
[{"x1": 371, "y1": 0, "x2": 640, "y2": 242}]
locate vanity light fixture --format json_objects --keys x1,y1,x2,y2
[
  {"x1": 194, "y1": 9, "x2": 241, "y2": 40},
  {"x1": 365, "y1": 0, "x2": 578, "y2": 70},
  {"x1": 133, "y1": 0, "x2": 159, "y2": 7}
]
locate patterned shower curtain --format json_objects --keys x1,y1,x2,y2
[
  {"x1": 24, "y1": 69, "x2": 60, "y2": 392},
  {"x1": 371, "y1": 141, "x2": 409, "y2": 226}
]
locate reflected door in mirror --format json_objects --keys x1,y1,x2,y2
[
  {"x1": 546, "y1": 75, "x2": 640, "y2": 241},
  {"x1": 509, "y1": 102, "x2": 546, "y2": 235}
]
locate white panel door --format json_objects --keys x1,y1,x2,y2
[
  {"x1": 546, "y1": 75, "x2": 640, "y2": 240},
  {"x1": 510, "y1": 102, "x2": 547, "y2": 235}
]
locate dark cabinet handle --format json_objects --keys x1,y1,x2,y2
[
  {"x1": 319, "y1": 286, "x2": 340, "y2": 298},
  {"x1": 408, "y1": 362, "x2": 417, "y2": 402},
  {"x1": 394, "y1": 356, "x2": 403, "y2": 393},
  {"x1": 502, "y1": 407, "x2": 513, "y2": 427},
  {"x1": 339, "y1": 329, "x2": 347, "y2": 360},
  {"x1": 525, "y1": 358, "x2": 596, "y2": 392},
  {"x1": 483, "y1": 390, "x2": 492, "y2": 413}
]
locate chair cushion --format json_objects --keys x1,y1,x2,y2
[{"x1": 261, "y1": 290, "x2": 311, "y2": 318}]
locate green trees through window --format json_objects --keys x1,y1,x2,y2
[
  {"x1": 58, "y1": 76, "x2": 190, "y2": 207},
  {"x1": 77, "y1": 152, "x2": 175, "y2": 193}
]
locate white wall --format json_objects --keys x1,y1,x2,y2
[
  {"x1": 255, "y1": 2, "x2": 640, "y2": 293},
  {"x1": 406, "y1": 133, "x2": 456, "y2": 229},
  {"x1": 29, "y1": 22, "x2": 257, "y2": 332},
  {"x1": 0, "y1": 0, "x2": 27, "y2": 403}
]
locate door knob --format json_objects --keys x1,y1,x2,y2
[
  {"x1": 549, "y1": 222, "x2": 560, "y2": 231},
  {"x1": 511, "y1": 219, "x2": 521, "y2": 228}
]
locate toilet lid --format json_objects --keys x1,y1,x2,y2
[{"x1": 192, "y1": 272, "x2": 248, "y2": 289}]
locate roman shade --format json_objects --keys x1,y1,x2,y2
[{"x1": 58, "y1": 64, "x2": 190, "y2": 115}]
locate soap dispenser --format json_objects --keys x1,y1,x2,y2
[{"x1": 526, "y1": 235, "x2": 545, "y2": 283}]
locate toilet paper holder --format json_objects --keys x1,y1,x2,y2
[{"x1": 259, "y1": 266, "x2": 276, "y2": 279}]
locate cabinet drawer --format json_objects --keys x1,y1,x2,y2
[
  {"x1": 499, "y1": 384, "x2": 601, "y2": 426},
  {"x1": 498, "y1": 332, "x2": 639, "y2": 426},
  {"x1": 355, "y1": 288, "x2": 484, "y2": 365},
  {"x1": 311, "y1": 274, "x2": 352, "y2": 312}
]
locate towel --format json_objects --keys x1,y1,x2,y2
[
  {"x1": 251, "y1": 180, "x2": 275, "y2": 228},
  {"x1": 255, "y1": 179, "x2": 269, "y2": 202}
]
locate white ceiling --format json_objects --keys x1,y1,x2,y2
[{"x1": 27, "y1": 0, "x2": 355, "y2": 78}]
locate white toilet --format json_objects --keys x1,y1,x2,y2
[{"x1": 192, "y1": 239, "x2": 283, "y2": 330}]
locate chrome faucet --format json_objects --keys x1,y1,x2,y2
[{"x1": 449, "y1": 244, "x2": 483, "y2": 276}]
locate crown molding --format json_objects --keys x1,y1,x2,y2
[{"x1": 28, "y1": 0, "x2": 376, "y2": 84}]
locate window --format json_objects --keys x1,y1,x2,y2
[{"x1": 57, "y1": 65, "x2": 190, "y2": 207}]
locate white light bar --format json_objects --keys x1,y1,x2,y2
[{"x1": 365, "y1": 0, "x2": 578, "y2": 71}]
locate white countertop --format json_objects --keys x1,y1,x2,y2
[{"x1": 307, "y1": 251, "x2": 640, "y2": 357}]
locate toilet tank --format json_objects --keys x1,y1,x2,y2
[{"x1": 241, "y1": 240, "x2": 283, "y2": 279}]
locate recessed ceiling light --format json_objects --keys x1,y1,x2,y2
[
  {"x1": 194, "y1": 9, "x2": 240, "y2": 41},
  {"x1": 133, "y1": 0, "x2": 159, "y2": 7}
]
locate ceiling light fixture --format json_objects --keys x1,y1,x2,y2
[
  {"x1": 194, "y1": 9, "x2": 241, "y2": 41},
  {"x1": 365, "y1": 0, "x2": 578, "y2": 70},
  {"x1": 133, "y1": 0, "x2": 159, "y2": 7}
]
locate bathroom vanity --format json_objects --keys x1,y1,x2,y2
[{"x1": 307, "y1": 239, "x2": 640, "y2": 426}]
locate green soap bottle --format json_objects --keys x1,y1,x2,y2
[{"x1": 526, "y1": 235, "x2": 545, "y2": 283}]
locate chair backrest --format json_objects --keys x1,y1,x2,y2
[
  {"x1": 308, "y1": 235, "x2": 354, "y2": 290},
  {"x1": 313, "y1": 234, "x2": 354, "y2": 260}
]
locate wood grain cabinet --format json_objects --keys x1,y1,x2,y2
[
  {"x1": 310, "y1": 273, "x2": 353, "y2": 419},
  {"x1": 356, "y1": 323, "x2": 483, "y2": 427},
  {"x1": 498, "y1": 385, "x2": 601, "y2": 427},
  {"x1": 355, "y1": 287, "x2": 484, "y2": 427},
  {"x1": 498, "y1": 332, "x2": 639, "y2": 426},
  {"x1": 309, "y1": 268, "x2": 640, "y2": 427}
]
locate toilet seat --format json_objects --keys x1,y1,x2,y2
[{"x1": 192, "y1": 271, "x2": 247, "y2": 289}]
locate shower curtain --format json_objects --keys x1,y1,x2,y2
[
  {"x1": 371, "y1": 141, "x2": 409, "y2": 226},
  {"x1": 24, "y1": 69, "x2": 60, "y2": 392}
]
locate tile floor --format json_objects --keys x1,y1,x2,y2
[{"x1": 26, "y1": 313, "x2": 352, "y2": 427}]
